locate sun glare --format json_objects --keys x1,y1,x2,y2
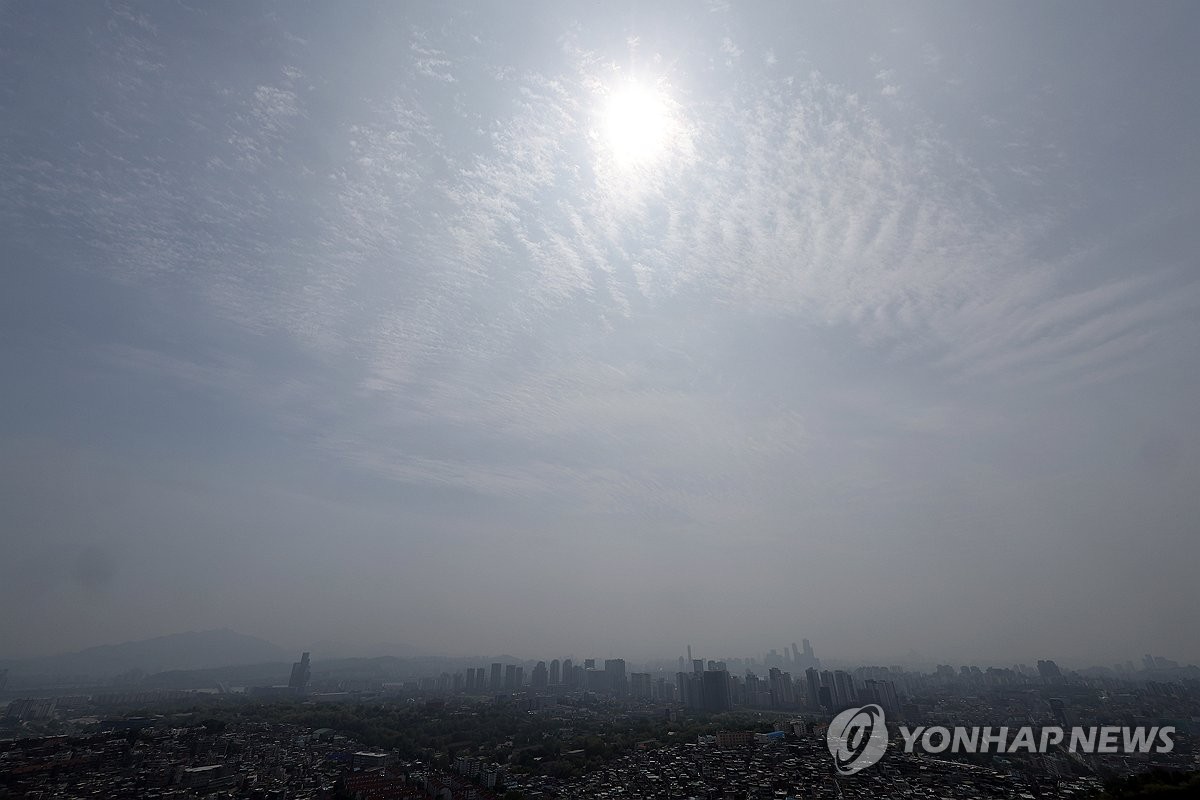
[{"x1": 603, "y1": 82, "x2": 672, "y2": 166}]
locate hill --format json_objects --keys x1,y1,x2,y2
[{"x1": 0, "y1": 629, "x2": 292, "y2": 680}]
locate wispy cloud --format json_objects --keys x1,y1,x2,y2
[
  {"x1": 9, "y1": 11, "x2": 1194, "y2": 517},
  {"x1": 3, "y1": 2, "x2": 1199, "y2": 660}
]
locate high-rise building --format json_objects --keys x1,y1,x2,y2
[
  {"x1": 490, "y1": 663, "x2": 503, "y2": 691},
  {"x1": 820, "y1": 670, "x2": 836, "y2": 706},
  {"x1": 562, "y1": 659, "x2": 574, "y2": 688},
  {"x1": 288, "y1": 652, "x2": 311, "y2": 692},
  {"x1": 1049, "y1": 697, "x2": 1069, "y2": 727},
  {"x1": 859, "y1": 679, "x2": 900, "y2": 715},
  {"x1": 630, "y1": 672, "x2": 652, "y2": 700},
  {"x1": 768, "y1": 667, "x2": 794, "y2": 707},
  {"x1": 795, "y1": 639, "x2": 818, "y2": 670},
  {"x1": 532, "y1": 661, "x2": 548, "y2": 689},
  {"x1": 548, "y1": 659, "x2": 561, "y2": 686},
  {"x1": 744, "y1": 671, "x2": 766, "y2": 707},
  {"x1": 805, "y1": 668, "x2": 820, "y2": 709},
  {"x1": 604, "y1": 659, "x2": 627, "y2": 695},
  {"x1": 676, "y1": 672, "x2": 691, "y2": 707},
  {"x1": 677, "y1": 671, "x2": 706, "y2": 709},
  {"x1": 504, "y1": 664, "x2": 517, "y2": 690},
  {"x1": 585, "y1": 668, "x2": 609, "y2": 692},
  {"x1": 832, "y1": 670, "x2": 856, "y2": 709},
  {"x1": 1037, "y1": 660, "x2": 1064, "y2": 683},
  {"x1": 701, "y1": 670, "x2": 732, "y2": 712}
]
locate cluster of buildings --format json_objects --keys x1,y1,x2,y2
[
  {"x1": 503, "y1": 730, "x2": 1105, "y2": 799},
  {"x1": 2, "y1": 698, "x2": 56, "y2": 723},
  {"x1": 0, "y1": 708, "x2": 1155, "y2": 800},
  {"x1": 2, "y1": 641, "x2": 1196, "y2": 796},
  {"x1": 0, "y1": 719, "x2": 513, "y2": 799},
  {"x1": 424, "y1": 641, "x2": 901, "y2": 721},
  {"x1": 460, "y1": 657, "x2": 633, "y2": 696},
  {"x1": 671, "y1": 662, "x2": 900, "y2": 716},
  {"x1": 0, "y1": 720, "x2": 369, "y2": 798}
]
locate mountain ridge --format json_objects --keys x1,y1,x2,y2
[{"x1": 0, "y1": 628, "x2": 293, "y2": 679}]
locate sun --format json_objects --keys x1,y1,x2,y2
[{"x1": 602, "y1": 82, "x2": 672, "y2": 167}]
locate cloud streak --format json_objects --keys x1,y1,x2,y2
[{"x1": 2, "y1": 1, "x2": 1198, "y2": 663}]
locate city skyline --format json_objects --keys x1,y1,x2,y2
[{"x1": 2, "y1": 627, "x2": 1194, "y2": 682}]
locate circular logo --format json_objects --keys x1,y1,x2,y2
[{"x1": 827, "y1": 704, "x2": 888, "y2": 775}]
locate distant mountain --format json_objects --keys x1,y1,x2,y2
[
  {"x1": 364, "y1": 641, "x2": 425, "y2": 658},
  {"x1": 305, "y1": 639, "x2": 424, "y2": 660},
  {"x1": 0, "y1": 629, "x2": 293, "y2": 679}
]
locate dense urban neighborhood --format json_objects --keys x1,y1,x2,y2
[{"x1": 2, "y1": 644, "x2": 1197, "y2": 798}]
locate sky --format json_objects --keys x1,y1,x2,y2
[{"x1": 2, "y1": 1, "x2": 1198, "y2": 668}]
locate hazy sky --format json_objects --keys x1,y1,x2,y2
[{"x1": 2, "y1": 1, "x2": 1198, "y2": 667}]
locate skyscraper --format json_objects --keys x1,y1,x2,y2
[
  {"x1": 859, "y1": 679, "x2": 900, "y2": 715},
  {"x1": 820, "y1": 670, "x2": 836, "y2": 706},
  {"x1": 832, "y1": 670, "x2": 856, "y2": 709},
  {"x1": 701, "y1": 670, "x2": 732, "y2": 712},
  {"x1": 676, "y1": 672, "x2": 691, "y2": 707},
  {"x1": 768, "y1": 667, "x2": 794, "y2": 707},
  {"x1": 797, "y1": 639, "x2": 818, "y2": 670},
  {"x1": 1038, "y1": 660, "x2": 1064, "y2": 683},
  {"x1": 548, "y1": 659, "x2": 561, "y2": 685},
  {"x1": 490, "y1": 662, "x2": 502, "y2": 691},
  {"x1": 604, "y1": 658, "x2": 627, "y2": 695},
  {"x1": 288, "y1": 652, "x2": 311, "y2": 692},
  {"x1": 805, "y1": 668, "x2": 820, "y2": 709},
  {"x1": 1049, "y1": 697, "x2": 1069, "y2": 727}
]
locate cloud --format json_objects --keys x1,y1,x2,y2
[
  {"x1": 9, "y1": 14, "x2": 1192, "y2": 520},
  {"x1": 3, "y1": 2, "x2": 1199, "y2": 660},
  {"x1": 412, "y1": 33, "x2": 458, "y2": 83}
]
